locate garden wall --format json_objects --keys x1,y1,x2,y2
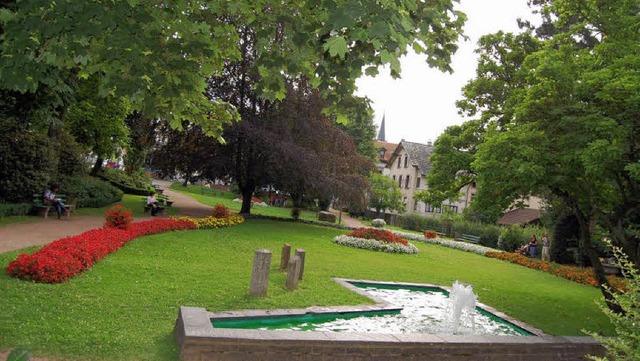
[{"x1": 174, "y1": 306, "x2": 604, "y2": 361}]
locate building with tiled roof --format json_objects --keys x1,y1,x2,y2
[{"x1": 386, "y1": 140, "x2": 472, "y2": 215}]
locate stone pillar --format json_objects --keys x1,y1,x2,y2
[
  {"x1": 295, "y1": 249, "x2": 306, "y2": 280},
  {"x1": 280, "y1": 243, "x2": 291, "y2": 271},
  {"x1": 249, "y1": 249, "x2": 271, "y2": 297},
  {"x1": 285, "y1": 255, "x2": 301, "y2": 290}
]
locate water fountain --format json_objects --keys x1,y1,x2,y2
[{"x1": 444, "y1": 280, "x2": 478, "y2": 334}]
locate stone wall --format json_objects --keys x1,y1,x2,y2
[{"x1": 174, "y1": 306, "x2": 605, "y2": 361}]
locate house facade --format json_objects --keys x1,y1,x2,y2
[{"x1": 386, "y1": 140, "x2": 471, "y2": 216}]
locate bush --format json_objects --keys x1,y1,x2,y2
[
  {"x1": 587, "y1": 244, "x2": 640, "y2": 361},
  {"x1": 499, "y1": 225, "x2": 527, "y2": 252},
  {"x1": 62, "y1": 176, "x2": 123, "y2": 208},
  {"x1": 97, "y1": 168, "x2": 153, "y2": 195},
  {"x1": 371, "y1": 218, "x2": 386, "y2": 228},
  {"x1": 401, "y1": 213, "x2": 442, "y2": 232},
  {"x1": 0, "y1": 203, "x2": 32, "y2": 217},
  {"x1": 0, "y1": 119, "x2": 52, "y2": 203},
  {"x1": 211, "y1": 204, "x2": 231, "y2": 218},
  {"x1": 105, "y1": 205, "x2": 133, "y2": 230}
]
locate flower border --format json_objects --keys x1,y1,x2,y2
[
  {"x1": 332, "y1": 235, "x2": 418, "y2": 254},
  {"x1": 391, "y1": 230, "x2": 501, "y2": 256}
]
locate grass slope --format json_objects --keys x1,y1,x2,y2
[
  {"x1": 0, "y1": 220, "x2": 613, "y2": 361},
  {"x1": 169, "y1": 183, "x2": 328, "y2": 222}
]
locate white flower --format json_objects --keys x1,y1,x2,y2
[
  {"x1": 332, "y1": 235, "x2": 418, "y2": 254},
  {"x1": 390, "y1": 230, "x2": 502, "y2": 256}
]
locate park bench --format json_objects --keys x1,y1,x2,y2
[
  {"x1": 457, "y1": 233, "x2": 481, "y2": 244},
  {"x1": 143, "y1": 194, "x2": 173, "y2": 214},
  {"x1": 430, "y1": 226, "x2": 447, "y2": 237},
  {"x1": 32, "y1": 194, "x2": 75, "y2": 218}
]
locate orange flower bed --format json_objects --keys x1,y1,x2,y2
[{"x1": 486, "y1": 251, "x2": 626, "y2": 291}]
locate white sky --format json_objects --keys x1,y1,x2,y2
[{"x1": 356, "y1": 0, "x2": 539, "y2": 144}]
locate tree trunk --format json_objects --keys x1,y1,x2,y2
[
  {"x1": 575, "y1": 211, "x2": 623, "y2": 314},
  {"x1": 91, "y1": 156, "x2": 103, "y2": 176},
  {"x1": 240, "y1": 185, "x2": 254, "y2": 214}
]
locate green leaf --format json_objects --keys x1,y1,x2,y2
[{"x1": 323, "y1": 36, "x2": 349, "y2": 59}]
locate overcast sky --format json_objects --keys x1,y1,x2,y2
[{"x1": 355, "y1": 0, "x2": 539, "y2": 144}]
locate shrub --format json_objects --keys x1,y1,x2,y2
[
  {"x1": 0, "y1": 203, "x2": 32, "y2": 217},
  {"x1": 0, "y1": 119, "x2": 52, "y2": 203},
  {"x1": 62, "y1": 176, "x2": 123, "y2": 208},
  {"x1": 211, "y1": 204, "x2": 231, "y2": 218},
  {"x1": 587, "y1": 245, "x2": 640, "y2": 361},
  {"x1": 371, "y1": 218, "x2": 386, "y2": 228},
  {"x1": 291, "y1": 207, "x2": 301, "y2": 221},
  {"x1": 97, "y1": 168, "x2": 153, "y2": 195},
  {"x1": 105, "y1": 205, "x2": 133, "y2": 230},
  {"x1": 423, "y1": 229, "x2": 438, "y2": 239},
  {"x1": 401, "y1": 213, "x2": 441, "y2": 232}
]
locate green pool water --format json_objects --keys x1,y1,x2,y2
[{"x1": 211, "y1": 282, "x2": 534, "y2": 336}]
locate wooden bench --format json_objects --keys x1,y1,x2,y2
[
  {"x1": 430, "y1": 226, "x2": 447, "y2": 237},
  {"x1": 157, "y1": 194, "x2": 173, "y2": 207},
  {"x1": 457, "y1": 233, "x2": 481, "y2": 244},
  {"x1": 143, "y1": 199, "x2": 166, "y2": 214},
  {"x1": 33, "y1": 194, "x2": 75, "y2": 218}
]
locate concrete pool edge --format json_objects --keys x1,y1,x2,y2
[{"x1": 174, "y1": 278, "x2": 605, "y2": 361}]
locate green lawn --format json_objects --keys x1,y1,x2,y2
[
  {"x1": 170, "y1": 183, "x2": 334, "y2": 223},
  {"x1": 0, "y1": 219, "x2": 613, "y2": 361}
]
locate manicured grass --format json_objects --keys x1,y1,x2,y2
[
  {"x1": 170, "y1": 183, "x2": 330, "y2": 223},
  {"x1": 74, "y1": 194, "x2": 180, "y2": 217},
  {"x1": 0, "y1": 219, "x2": 613, "y2": 361}
]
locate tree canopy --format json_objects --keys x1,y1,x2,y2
[
  {"x1": 426, "y1": 0, "x2": 639, "y2": 308},
  {"x1": 0, "y1": 0, "x2": 466, "y2": 136}
]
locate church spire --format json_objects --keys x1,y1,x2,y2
[{"x1": 376, "y1": 113, "x2": 386, "y2": 141}]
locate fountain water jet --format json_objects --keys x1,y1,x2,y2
[{"x1": 445, "y1": 280, "x2": 478, "y2": 334}]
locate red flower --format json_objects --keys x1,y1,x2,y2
[
  {"x1": 423, "y1": 230, "x2": 438, "y2": 239},
  {"x1": 5, "y1": 218, "x2": 197, "y2": 283},
  {"x1": 347, "y1": 228, "x2": 408, "y2": 245}
]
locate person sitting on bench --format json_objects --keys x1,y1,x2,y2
[
  {"x1": 44, "y1": 184, "x2": 66, "y2": 220},
  {"x1": 519, "y1": 235, "x2": 538, "y2": 257},
  {"x1": 146, "y1": 191, "x2": 160, "y2": 216}
]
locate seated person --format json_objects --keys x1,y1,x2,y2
[
  {"x1": 519, "y1": 235, "x2": 538, "y2": 257},
  {"x1": 44, "y1": 184, "x2": 67, "y2": 220},
  {"x1": 146, "y1": 191, "x2": 160, "y2": 216}
]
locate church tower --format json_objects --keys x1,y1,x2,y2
[{"x1": 376, "y1": 113, "x2": 386, "y2": 141}]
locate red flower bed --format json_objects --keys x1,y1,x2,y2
[
  {"x1": 348, "y1": 228, "x2": 408, "y2": 245},
  {"x1": 486, "y1": 251, "x2": 626, "y2": 292},
  {"x1": 5, "y1": 218, "x2": 196, "y2": 283},
  {"x1": 423, "y1": 230, "x2": 438, "y2": 239}
]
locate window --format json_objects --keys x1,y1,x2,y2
[
  {"x1": 404, "y1": 155, "x2": 408, "y2": 168},
  {"x1": 397, "y1": 156, "x2": 401, "y2": 168},
  {"x1": 405, "y1": 175, "x2": 410, "y2": 189},
  {"x1": 398, "y1": 175, "x2": 403, "y2": 187},
  {"x1": 414, "y1": 199, "x2": 418, "y2": 211},
  {"x1": 416, "y1": 177, "x2": 421, "y2": 188},
  {"x1": 392, "y1": 175, "x2": 396, "y2": 181}
]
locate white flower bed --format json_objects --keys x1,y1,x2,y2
[
  {"x1": 390, "y1": 230, "x2": 502, "y2": 256},
  {"x1": 332, "y1": 235, "x2": 419, "y2": 254}
]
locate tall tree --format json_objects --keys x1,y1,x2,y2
[
  {"x1": 368, "y1": 172, "x2": 405, "y2": 216},
  {"x1": 469, "y1": 0, "x2": 639, "y2": 310},
  {"x1": 64, "y1": 77, "x2": 131, "y2": 175},
  {"x1": 0, "y1": 1, "x2": 466, "y2": 136},
  {"x1": 417, "y1": 31, "x2": 540, "y2": 215}
]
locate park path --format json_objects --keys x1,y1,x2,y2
[{"x1": 0, "y1": 181, "x2": 212, "y2": 254}]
